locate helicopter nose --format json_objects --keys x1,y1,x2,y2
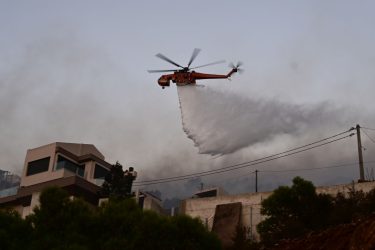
[{"x1": 158, "y1": 77, "x2": 170, "y2": 88}]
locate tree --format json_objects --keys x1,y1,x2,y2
[
  {"x1": 228, "y1": 226, "x2": 260, "y2": 250},
  {"x1": 329, "y1": 187, "x2": 375, "y2": 225},
  {"x1": 0, "y1": 209, "x2": 32, "y2": 250},
  {"x1": 100, "y1": 162, "x2": 137, "y2": 199},
  {"x1": 27, "y1": 187, "x2": 221, "y2": 250},
  {"x1": 27, "y1": 187, "x2": 95, "y2": 250},
  {"x1": 257, "y1": 176, "x2": 332, "y2": 246},
  {"x1": 96, "y1": 198, "x2": 221, "y2": 250}
]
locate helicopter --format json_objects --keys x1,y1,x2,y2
[{"x1": 148, "y1": 48, "x2": 243, "y2": 89}]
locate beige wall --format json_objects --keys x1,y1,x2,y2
[
  {"x1": 20, "y1": 143, "x2": 109, "y2": 187},
  {"x1": 181, "y1": 191, "x2": 271, "y2": 236},
  {"x1": 19, "y1": 192, "x2": 41, "y2": 218},
  {"x1": 12, "y1": 205, "x2": 24, "y2": 216},
  {"x1": 21, "y1": 143, "x2": 57, "y2": 187},
  {"x1": 143, "y1": 196, "x2": 164, "y2": 214},
  {"x1": 181, "y1": 181, "x2": 375, "y2": 238}
]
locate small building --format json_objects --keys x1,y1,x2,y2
[
  {"x1": 180, "y1": 181, "x2": 375, "y2": 246},
  {"x1": 0, "y1": 142, "x2": 162, "y2": 217},
  {"x1": 192, "y1": 187, "x2": 227, "y2": 198},
  {"x1": 137, "y1": 190, "x2": 164, "y2": 214}
]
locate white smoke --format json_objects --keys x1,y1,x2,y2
[{"x1": 177, "y1": 84, "x2": 348, "y2": 156}]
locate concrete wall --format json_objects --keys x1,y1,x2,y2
[
  {"x1": 143, "y1": 196, "x2": 164, "y2": 214},
  {"x1": 181, "y1": 181, "x2": 375, "y2": 239},
  {"x1": 316, "y1": 181, "x2": 375, "y2": 196},
  {"x1": 181, "y1": 191, "x2": 272, "y2": 236}
]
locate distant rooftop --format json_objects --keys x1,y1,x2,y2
[
  {"x1": 192, "y1": 187, "x2": 227, "y2": 198},
  {"x1": 30, "y1": 142, "x2": 105, "y2": 160}
]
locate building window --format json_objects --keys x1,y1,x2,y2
[
  {"x1": 56, "y1": 155, "x2": 85, "y2": 177},
  {"x1": 26, "y1": 157, "x2": 50, "y2": 176},
  {"x1": 94, "y1": 164, "x2": 109, "y2": 179}
]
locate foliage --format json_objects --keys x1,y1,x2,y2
[
  {"x1": 257, "y1": 177, "x2": 333, "y2": 246},
  {"x1": 228, "y1": 226, "x2": 261, "y2": 250},
  {"x1": 100, "y1": 161, "x2": 136, "y2": 199},
  {"x1": 28, "y1": 187, "x2": 95, "y2": 250},
  {"x1": 95, "y1": 199, "x2": 220, "y2": 250},
  {"x1": 257, "y1": 177, "x2": 375, "y2": 247},
  {"x1": 329, "y1": 187, "x2": 375, "y2": 225},
  {"x1": 0, "y1": 186, "x2": 221, "y2": 250},
  {"x1": 0, "y1": 209, "x2": 32, "y2": 250}
]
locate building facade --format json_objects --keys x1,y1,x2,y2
[{"x1": 0, "y1": 142, "x2": 162, "y2": 217}]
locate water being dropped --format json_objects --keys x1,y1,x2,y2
[{"x1": 177, "y1": 84, "x2": 341, "y2": 156}]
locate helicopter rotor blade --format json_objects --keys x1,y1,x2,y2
[
  {"x1": 191, "y1": 60, "x2": 226, "y2": 69},
  {"x1": 147, "y1": 69, "x2": 177, "y2": 73},
  {"x1": 187, "y1": 48, "x2": 201, "y2": 68},
  {"x1": 155, "y1": 53, "x2": 184, "y2": 68}
]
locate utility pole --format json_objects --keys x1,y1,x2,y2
[
  {"x1": 356, "y1": 124, "x2": 365, "y2": 181},
  {"x1": 255, "y1": 170, "x2": 258, "y2": 193},
  {"x1": 249, "y1": 206, "x2": 253, "y2": 239}
]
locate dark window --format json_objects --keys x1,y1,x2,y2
[
  {"x1": 56, "y1": 155, "x2": 85, "y2": 177},
  {"x1": 26, "y1": 157, "x2": 50, "y2": 176},
  {"x1": 94, "y1": 164, "x2": 109, "y2": 179}
]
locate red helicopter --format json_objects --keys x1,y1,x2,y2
[{"x1": 148, "y1": 48, "x2": 242, "y2": 89}]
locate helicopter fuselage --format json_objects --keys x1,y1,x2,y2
[{"x1": 158, "y1": 69, "x2": 237, "y2": 89}]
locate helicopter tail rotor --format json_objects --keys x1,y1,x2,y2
[{"x1": 229, "y1": 61, "x2": 244, "y2": 74}]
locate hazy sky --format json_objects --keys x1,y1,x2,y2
[{"x1": 1, "y1": 1, "x2": 375, "y2": 197}]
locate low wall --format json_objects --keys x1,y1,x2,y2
[{"x1": 181, "y1": 181, "x2": 375, "y2": 239}]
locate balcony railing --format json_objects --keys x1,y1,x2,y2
[{"x1": 0, "y1": 186, "x2": 19, "y2": 198}]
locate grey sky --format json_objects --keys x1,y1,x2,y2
[{"x1": 1, "y1": 1, "x2": 375, "y2": 197}]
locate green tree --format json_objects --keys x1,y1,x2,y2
[
  {"x1": 5, "y1": 186, "x2": 220, "y2": 250},
  {"x1": 329, "y1": 187, "x2": 375, "y2": 225},
  {"x1": 257, "y1": 176, "x2": 332, "y2": 246},
  {"x1": 168, "y1": 215, "x2": 221, "y2": 250},
  {"x1": 0, "y1": 209, "x2": 32, "y2": 250},
  {"x1": 96, "y1": 198, "x2": 221, "y2": 250},
  {"x1": 28, "y1": 187, "x2": 95, "y2": 250},
  {"x1": 94, "y1": 197, "x2": 142, "y2": 249},
  {"x1": 101, "y1": 162, "x2": 136, "y2": 199},
  {"x1": 228, "y1": 226, "x2": 260, "y2": 250}
]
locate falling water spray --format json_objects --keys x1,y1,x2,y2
[{"x1": 177, "y1": 84, "x2": 343, "y2": 156}]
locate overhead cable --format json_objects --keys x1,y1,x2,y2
[
  {"x1": 259, "y1": 160, "x2": 375, "y2": 173},
  {"x1": 134, "y1": 132, "x2": 355, "y2": 186}
]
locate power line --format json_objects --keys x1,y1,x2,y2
[
  {"x1": 259, "y1": 161, "x2": 375, "y2": 173},
  {"x1": 134, "y1": 134, "x2": 354, "y2": 186},
  {"x1": 134, "y1": 133, "x2": 355, "y2": 186},
  {"x1": 362, "y1": 129, "x2": 375, "y2": 144},
  {"x1": 135, "y1": 129, "x2": 353, "y2": 184},
  {"x1": 362, "y1": 126, "x2": 375, "y2": 131}
]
